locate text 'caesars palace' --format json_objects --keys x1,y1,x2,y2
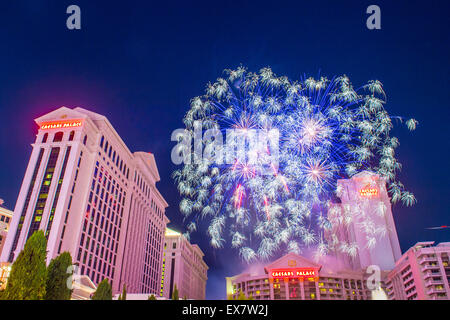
[{"x1": 0, "y1": 107, "x2": 448, "y2": 300}]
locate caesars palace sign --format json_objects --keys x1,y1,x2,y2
[
  {"x1": 39, "y1": 119, "x2": 83, "y2": 130},
  {"x1": 270, "y1": 268, "x2": 318, "y2": 279}
]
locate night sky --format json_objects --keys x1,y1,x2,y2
[{"x1": 0, "y1": 1, "x2": 448, "y2": 299}]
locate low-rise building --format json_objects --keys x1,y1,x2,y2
[
  {"x1": 71, "y1": 275, "x2": 97, "y2": 300},
  {"x1": 226, "y1": 252, "x2": 381, "y2": 300},
  {"x1": 161, "y1": 228, "x2": 208, "y2": 300},
  {"x1": 0, "y1": 205, "x2": 13, "y2": 258},
  {"x1": 112, "y1": 293, "x2": 167, "y2": 300}
]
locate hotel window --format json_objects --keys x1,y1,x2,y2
[
  {"x1": 53, "y1": 132, "x2": 64, "y2": 142},
  {"x1": 83, "y1": 135, "x2": 87, "y2": 145},
  {"x1": 42, "y1": 133, "x2": 48, "y2": 143},
  {"x1": 46, "y1": 146, "x2": 72, "y2": 238},
  {"x1": 69, "y1": 131, "x2": 75, "y2": 141},
  {"x1": 100, "y1": 136, "x2": 104, "y2": 148},
  {"x1": 27, "y1": 147, "x2": 60, "y2": 239}
]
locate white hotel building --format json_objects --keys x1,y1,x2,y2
[
  {"x1": 0, "y1": 107, "x2": 169, "y2": 295},
  {"x1": 161, "y1": 228, "x2": 208, "y2": 300}
]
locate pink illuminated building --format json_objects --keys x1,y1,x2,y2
[
  {"x1": 161, "y1": 228, "x2": 208, "y2": 299},
  {"x1": 386, "y1": 241, "x2": 450, "y2": 300},
  {"x1": 226, "y1": 252, "x2": 378, "y2": 300},
  {"x1": 0, "y1": 107, "x2": 169, "y2": 294},
  {"x1": 227, "y1": 171, "x2": 449, "y2": 300},
  {"x1": 326, "y1": 171, "x2": 402, "y2": 271}
]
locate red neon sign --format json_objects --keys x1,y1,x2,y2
[
  {"x1": 359, "y1": 184, "x2": 378, "y2": 197},
  {"x1": 39, "y1": 119, "x2": 83, "y2": 130},
  {"x1": 270, "y1": 268, "x2": 317, "y2": 279}
]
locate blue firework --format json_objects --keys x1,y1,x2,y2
[{"x1": 173, "y1": 66, "x2": 416, "y2": 262}]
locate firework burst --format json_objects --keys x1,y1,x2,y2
[{"x1": 173, "y1": 66, "x2": 416, "y2": 262}]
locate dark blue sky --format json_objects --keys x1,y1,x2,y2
[{"x1": 0, "y1": 1, "x2": 448, "y2": 299}]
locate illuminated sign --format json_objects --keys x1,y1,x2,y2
[
  {"x1": 359, "y1": 184, "x2": 378, "y2": 197},
  {"x1": 270, "y1": 268, "x2": 317, "y2": 279},
  {"x1": 39, "y1": 119, "x2": 83, "y2": 130}
]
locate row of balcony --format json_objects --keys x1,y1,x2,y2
[
  {"x1": 418, "y1": 256, "x2": 437, "y2": 265},
  {"x1": 423, "y1": 271, "x2": 442, "y2": 279},
  {"x1": 406, "y1": 288, "x2": 417, "y2": 299},
  {"x1": 422, "y1": 264, "x2": 440, "y2": 271},
  {"x1": 425, "y1": 279, "x2": 444, "y2": 287},
  {"x1": 404, "y1": 281, "x2": 415, "y2": 291},
  {"x1": 426, "y1": 287, "x2": 446, "y2": 295},
  {"x1": 430, "y1": 295, "x2": 448, "y2": 300}
]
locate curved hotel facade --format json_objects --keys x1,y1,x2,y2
[
  {"x1": 0, "y1": 107, "x2": 169, "y2": 295},
  {"x1": 226, "y1": 252, "x2": 380, "y2": 300}
]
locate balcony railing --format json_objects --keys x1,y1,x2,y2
[
  {"x1": 400, "y1": 268, "x2": 412, "y2": 277},
  {"x1": 404, "y1": 281, "x2": 415, "y2": 291},
  {"x1": 425, "y1": 279, "x2": 444, "y2": 287},
  {"x1": 431, "y1": 296, "x2": 448, "y2": 300},
  {"x1": 406, "y1": 289, "x2": 417, "y2": 298},
  {"x1": 419, "y1": 257, "x2": 437, "y2": 264},
  {"x1": 422, "y1": 264, "x2": 440, "y2": 271},
  {"x1": 426, "y1": 287, "x2": 446, "y2": 295}
]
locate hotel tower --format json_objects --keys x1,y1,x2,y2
[
  {"x1": 326, "y1": 171, "x2": 402, "y2": 271},
  {"x1": 0, "y1": 107, "x2": 169, "y2": 295}
]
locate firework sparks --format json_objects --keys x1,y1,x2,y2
[{"x1": 173, "y1": 66, "x2": 416, "y2": 262}]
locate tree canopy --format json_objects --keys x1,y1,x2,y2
[
  {"x1": 92, "y1": 279, "x2": 112, "y2": 300},
  {"x1": 2, "y1": 231, "x2": 48, "y2": 300},
  {"x1": 45, "y1": 251, "x2": 73, "y2": 300}
]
